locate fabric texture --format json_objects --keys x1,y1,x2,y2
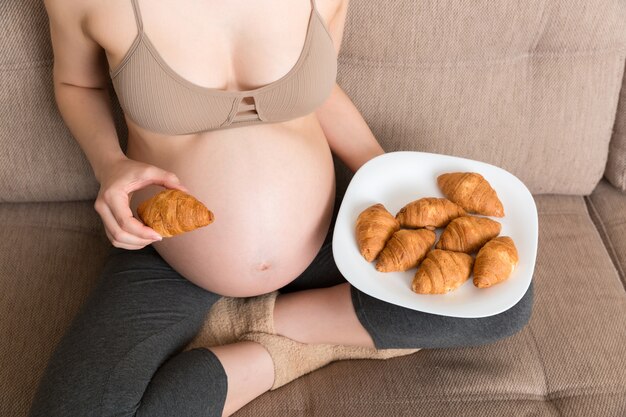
[
  {"x1": 0, "y1": 0, "x2": 128, "y2": 203},
  {"x1": 0, "y1": 201, "x2": 112, "y2": 417},
  {"x1": 606, "y1": 59, "x2": 626, "y2": 191},
  {"x1": 332, "y1": 0, "x2": 626, "y2": 198},
  {"x1": 110, "y1": 0, "x2": 337, "y2": 135},
  {"x1": 587, "y1": 178, "x2": 626, "y2": 287},
  {"x1": 2, "y1": 0, "x2": 626, "y2": 202}
]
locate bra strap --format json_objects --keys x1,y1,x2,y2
[{"x1": 130, "y1": 0, "x2": 144, "y2": 33}]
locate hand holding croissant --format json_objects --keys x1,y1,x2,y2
[{"x1": 137, "y1": 189, "x2": 215, "y2": 237}]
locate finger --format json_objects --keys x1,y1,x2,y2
[
  {"x1": 104, "y1": 227, "x2": 141, "y2": 250},
  {"x1": 126, "y1": 177, "x2": 190, "y2": 193},
  {"x1": 104, "y1": 226, "x2": 142, "y2": 250},
  {"x1": 107, "y1": 191, "x2": 164, "y2": 241},
  {"x1": 100, "y1": 201, "x2": 159, "y2": 246}
]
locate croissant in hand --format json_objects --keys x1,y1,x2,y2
[
  {"x1": 437, "y1": 172, "x2": 505, "y2": 217},
  {"x1": 137, "y1": 189, "x2": 215, "y2": 238},
  {"x1": 395, "y1": 197, "x2": 467, "y2": 230},
  {"x1": 435, "y1": 215, "x2": 501, "y2": 253},
  {"x1": 375, "y1": 228, "x2": 436, "y2": 272},
  {"x1": 412, "y1": 249, "x2": 474, "y2": 294},
  {"x1": 473, "y1": 236, "x2": 519, "y2": 288},
  {"x1": 355, "y1": 203, "x2": 400, "y2": 262}
]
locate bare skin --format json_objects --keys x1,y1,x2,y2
[
  {"x1": 92, "y1": 0, "x2": 339, "y2": 297},
  {"x1": 48, "y1": 0, "x2": 385, "y2": 415}
]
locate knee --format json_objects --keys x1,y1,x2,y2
[{"x1": 139, "y1": 348, "x2": 228, "y2": 416}]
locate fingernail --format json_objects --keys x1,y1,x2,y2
[{"x1": 153, "y1": 235, "x2": 162, "y2": 241}]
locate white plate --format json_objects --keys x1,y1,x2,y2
[{"x1": 332, "y1": 151, "x2": 538, "y2": 318}]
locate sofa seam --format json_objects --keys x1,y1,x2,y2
[
  {"x1": 528, "y1": 0, "x2": 549, "y2": 52},
  {"x1": 583, "y1": 195, "x2": 626, "y2": 290},
  {"x1": 266, "y1": 388, "x2": 626, "y2": 407},
  {"x1": 526, "y1": 325, "x2": 562, "y2": 416},
  {"x1": 0, "y1": 58, "x2": 53, "y2": 71},
  {"x1": 338, "y1": 47, "x2": 626, "y2": 70},
  {"x1": 5, "y1": 223, "x2": 105, "y2": 238},
  {"x1": 607, "y1": 56, "x2": 626, "y2": 191}
]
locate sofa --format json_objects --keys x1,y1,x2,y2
[{"x1": 2, "y1": 0, "x2": 626, "y2": 415}]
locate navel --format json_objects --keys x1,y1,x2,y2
[{"x1": 256, "y1": 261, "x2": 271, "y2": 271}]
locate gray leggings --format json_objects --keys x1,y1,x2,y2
[{"x1": 28, "y1": 196, "x2": 533, "y2": 417}]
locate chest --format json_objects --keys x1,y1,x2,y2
[{"x1": 100, "y1": 0, "x2": 337, "y2": 135}]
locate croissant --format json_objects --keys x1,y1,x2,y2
[
  {"x1": 355, "y1": 203, "x2": 400, "y2": 262},
  {"x1": 473, "y1": 236, "x2": 519, "y2": 288},
  {"x1": 437, "y1": 172, "x2": 505, "y2": 217},
  {"x1": 435, "y1": 215, "x2": 501, "y2": 253},
  {"x1": 137, "y1": 189, "x2": 215, "y2": 238},
  {"x1": 375, "y1": 228, "x2": 436, "y2": 272},
  {"x1": 411, "y1": 249, "x2": 474, "y2": 294},
  {"x1": 395, "y1": 197, "x2": 467, "y2": 230}
]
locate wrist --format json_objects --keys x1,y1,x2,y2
[{"x1": 93, "y1": 151, "x2": 128, "y2": 183}]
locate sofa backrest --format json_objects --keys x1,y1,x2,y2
[{"x1": 1, "y1": 0, "x2": 625, "y2": 203}]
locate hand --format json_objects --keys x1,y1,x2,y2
[{"x1": 94, "y1": 156, "x2": 190, "y2": 250}]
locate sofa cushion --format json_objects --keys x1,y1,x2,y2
[
  {"x1": 2, "y1": 194, "x2": 625, "y2": 417},
  {"x1": 0, "y1": 201, "x2": 110, "y2": 417},
  {"x1": 2, "y1": 0, "x2": 626, "y2": 203},
  {"x1": 0, "y1": 1, "x2": 127, "y2": 203},
  {"x1": 332, "y1": 0, "x2": 626, "y2": 198},
  {"x1": 587, "y1": 178, "x2": 626, "y2": 287},
  {"x1": 606, "y1": 62, "x2": 626, "y2": 191},
  {"x1": 233, "y1": 194, "x2": 626, "y2": 416}
]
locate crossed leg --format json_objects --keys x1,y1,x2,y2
[{"x1": 29, "y1": 197, "x2": 533, "y2": 417}]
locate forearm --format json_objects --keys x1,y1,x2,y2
[
  {"x1": 315, "y1": 83, "x2": 385, "y2": 173},
  {"x1": 53, "y1": 81, "x2": 127, "y2": 183}
]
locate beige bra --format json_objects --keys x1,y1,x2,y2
[{"x1": 109, "y1": 0, "x2": 337, "y2": 135}]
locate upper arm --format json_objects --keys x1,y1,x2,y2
[
  {"x1": 326, "y1": 0, "x2": 350, "y2": 58},
  {"x1": 44, "y1": 0, "x2": 109, "y2": 88}
]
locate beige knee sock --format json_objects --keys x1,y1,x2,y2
[
  {"x1": 239, "y1": 331, "x2": 421, "y2": 391},
  {"x1": 183, "y1": 291, "x2": 279, "y2": 352}
]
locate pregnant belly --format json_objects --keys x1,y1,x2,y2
[{"x1": 127, "y1": 122, "x2": 336, "y2": 297}]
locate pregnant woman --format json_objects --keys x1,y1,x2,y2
[{"x1": 31, "y1": 0, "x2": 534, "y2": 416}]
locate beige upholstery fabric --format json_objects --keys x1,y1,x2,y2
[
  {"x1": 2, "y1": 194, "x2": 625, "y2": 417},
  {"x1": 587, "y1": 178, "x2": 626, "y2": 287},
  {"x1": 334, "y1": 0, "x2": 626, "y2": 198},
  {"x1": 1, "y1": 0, "x2": 626, "y2": 203},
  {"x1": 0, "y1": 201, "x2": 110, "y2": 417},
  {"x1": 0, "y1": 1, "x2": 127, "y2": 204},
  {"x1": 606, "y1": 62, "x2": 626, "y2": 191}
]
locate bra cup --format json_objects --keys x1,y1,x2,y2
[{"x1": 110, "y1": 7, "x2": 337, "y2": 135}]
